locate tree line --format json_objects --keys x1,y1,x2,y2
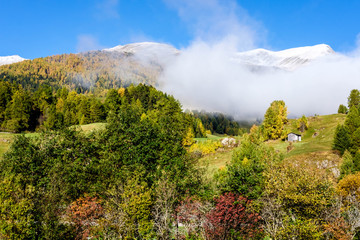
[
  {"x1": 190, "y1": 110, "x2": 248, "y2": 136},
  {"x1": 334, "y1": 89, "x2": 360, "y2": 177},
  {"x1": 0, "y1": 82, "x2": 212, "y2": 137}
]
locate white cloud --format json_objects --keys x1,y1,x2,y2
[
  {"x1": 159, "y1": 1, "x2": 360, "y2": 119},
  {"x1": 161, "y1": 44, "x2": 360, "y2": 119}
]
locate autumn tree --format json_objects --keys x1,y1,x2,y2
[
  {"x1": 66, "y1": 195, "x2": 103, "y2": 240},
  {"x1": 263, "y1": 100, "x2": 288, "y2": 140},
  {"x1": 337, "y1": 172, "x2": 360, "y2": 238},
  {"x1": 262, "y1": 162, "x2": 336, "y2": 238},
  {"x1": 297, "y1": 115, "x2": 309, "y2": 133},
  {"x1": 204, "y1": 192, "x2": 262, "y2": 240}
]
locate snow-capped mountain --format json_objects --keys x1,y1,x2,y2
[
  {"x1": 232, "y1": 44, "x2": 334, "y2": 71},
  {"x1": 0, "y1": 55, "x2": 26, "y2": 66},
  {"x1": 103, "y1": 42, "x2": 180, "y2": 65},
  {"x1": 103, "y1": 42, "x2": 334, "y2": 72}
]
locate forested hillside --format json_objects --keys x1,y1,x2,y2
[
  {"x1": 2, "y1": 47, "x2": 360, "y2": 238},
  {"x1": 0, "y1": 51, "x2": 161, "y2": 93},
  {"x1": 1, "y1": 87, "x2": 360, "y2": 239},
  {"x1": 0, "y1": 82, "x2": 219, "y2": 137}
]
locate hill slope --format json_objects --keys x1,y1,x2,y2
[
  {"x1": 200, "y1": 113, "x2": 346, "y2": 174},
  {"x1": 0, "y1": 42, "x2": 335, "y2": 92}
]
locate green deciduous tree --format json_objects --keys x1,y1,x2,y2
[
  {"x1": 338, "y1": 104, "x2": 348, "y2": 114},
  {"x1": 0, "y1": 175, "x2": 36, "y2": 240},
  {"x1": 219, "y1": 135, "x2": 282, "y2": 199}
]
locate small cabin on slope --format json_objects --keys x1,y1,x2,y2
[{"x1": 287, "y1": 132, "x2": 301, "y2": 142}]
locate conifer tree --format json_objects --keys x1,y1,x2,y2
[
  {"x1": 340, "y1": 150, "x2": 354, "y2": 178},
  {"x1": 333, "y1": 125, "x2": 351, "y2": 155},
  {"x1": 350, "y1": 128, "x2": 360, "y2": 154},
  {"x1": 348, "y1": 89, "x2": 360, "y2": 109},
  {"x1": 3, "y1": 88, "x2": 32, "y2": 132},
  {"x1": 344, "y1": 106, "x2": 360, "y2": 134}
]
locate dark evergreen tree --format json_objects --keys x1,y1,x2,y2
[
  {"x1": 344, "y1": 106, "x2": 360, "y2": 134},
  {"x1": 89, "y1": 97, "x2": 105, "y2": 122},
  {"x1": 350, "y1": 128, "x2": 360, "y2": 154},
  {"x1": 3, "y1": 88, "x2": 32, "y2": 132},
  {"x1": 332, "y1": 124, "x2": 351, "y2": 155},
  {"x1": 348, "y1": 89, "x2": 360, "y2": 109},
  {"x1": 104, "y1": 89, "x2": 122, "y2": 113}
]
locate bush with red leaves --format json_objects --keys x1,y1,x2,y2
[
  {"x1": 66, "y1": 195, "x2": 103, "y2": 240},
  {"x1": 205, "y1": 192, "x2": 262, "y2": 240}
]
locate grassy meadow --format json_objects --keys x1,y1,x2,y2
[
  {"x1": 0, "y1": 123, "x2": 107, "y2": 159},
  {"x1": 198, "y1": 113, "x2": 346, "y2": 175}
]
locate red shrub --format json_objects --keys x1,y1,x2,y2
[
  {"x1": 66, "y1": 195, "x2": 103, "y2": 240},
  {"x1": 205, "y1": 192, "x2": 262, "y2": 239}
]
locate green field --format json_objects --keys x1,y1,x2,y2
[
  {"x1": 0, "y1": 132, "x2": 13, "y2": 157},
  {"x1": 76, "y1": 122, "x2": 106, "y2": 132},
  {"x1": 199, "y1": 114, "x2": 346, "y2": 174},
  {"x1": 0, "y1": 123, "x2": 107, "y2": 159},
  {"x1": 0, "y1": 115, "x2": 346, "y2": 170},
  {"x1": 268, "y1": 113, "x2": 346, "y2": 156}
]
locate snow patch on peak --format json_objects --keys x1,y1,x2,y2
[
  {"x1": 0, "y1": 55, "x2": 27, "y2": 66},
  {"x1": 103, "y1": 42, "x2": 180, "y2": 55},
  {"x1": 103, "y1": 42, "x2": 180, "y2": 66},
  {"x1": 233, "y1": 44, "x2": 334, "y2": 71},
  {"x1": 276, "y1": 44, "x2": 334, "y2": 59}
]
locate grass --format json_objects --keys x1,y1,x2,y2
[
  {"x1": 0, "y1": 114, "x2": 347, "y2": 175},
  {"x1": 195, "y1": 134, "x2": 224, "y2": 143},
  {"x1": 0, "y1": 131, "x2": 40, "y2": 158},
  {"x1": 198, "y1": 113, "x2": 347, "y2": 176},
  {"x1": 0, "y1": 122, "x2": 107, "y2": 159},
  {"x1": 267, "y1": 114, "x2": 346, "y2": 158},
  {"x1": 76, "y1": 122, "x2": 106, "y2": 132},
  {"x1": 0, "y1": 132, "x2": 14, "y2": 157},
  {"x1": 199, "y1": 149, "x2": 233, "y2": 177}
]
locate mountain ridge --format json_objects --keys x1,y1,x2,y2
[{"x1": 0, "y1": 42, "x2": 335, "y2": 92}]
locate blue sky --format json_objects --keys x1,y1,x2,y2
[{"x1": 1, "y1": 0, "x2": 360, "y2": 59}]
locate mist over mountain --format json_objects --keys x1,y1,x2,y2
[{"x1": 1, "y1": 41, "x2": 356, "y2": 119}]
